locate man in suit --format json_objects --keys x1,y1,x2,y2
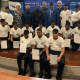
[
  {"x1": 45, "y1": 2, "x2": 59, "y2": 27},
  {"x1": 33, "y1": 4, "x2": 43, "y2": 30},
  {"x1": 22, "y1": 5, "x2": 33, "y2": 27}
]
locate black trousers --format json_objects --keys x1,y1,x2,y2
[
  {"x1": 44, "y1": 50, "x2": 65, "y2": 76},
  {"x1": 71, "y1": 40, "x2": 79, "y2": 51},
  {"x1": 0, "y1": 37, "x2": 11, "y2": 49},
  {"x1": 29, "y1": 48, "x2": 46, "y2": 70},
  {"x1": 17, "y1": 49, "x2": 30, "y2": 72}
]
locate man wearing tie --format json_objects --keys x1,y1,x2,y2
[{"x1": 45, "y1": 2, "x2": 59, "y2": 27}]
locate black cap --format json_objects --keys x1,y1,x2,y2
[
  {"x1": 66, "y1": 20, "x2": 70, "y2": 26},
  {"x1": 53, "y1": 29, "x2": 58, "y2": 33},
  {"x1": 75, "y1": 5, "x2": 79, "y2": 8},
  {"x1": 37, "y1": 28, "x2": 42, "y2": 32},
  {"x1": 0, "y1": 19, "x2": 5, "y2": 22},
  {"x1": 64, "y1": 4, "x2": 68, "y2": 6},
  {"x1": 5, "y1": 6, "x2": 9, "y2": 9},
  {"x1": 12, "y1": 21, "x2": 17, "y2": 25},
  {"x1": 50, "y1": 2, "x2": 54, "y2": 6},
  {"x1": 24, "y1": 30, "x2": 29, "y2": 34},
  {"x1": 39, "y1": 21, "x2": 43, "y2": 25}
]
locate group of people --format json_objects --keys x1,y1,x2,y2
[{"x1": 0, "y1": 1, "x2": 80, "y2": 80}]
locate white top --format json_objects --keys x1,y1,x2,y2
[
  {"x1": 10, "y1": 27, "x2": 22, "y2": 38},
  {"x1": 47, "y1": 25, "x2": 60, "y2": 37},
  {"x1": 20, "y1": 36, "x2": 33, "y2": 48},
  {"x1": 2, "y1": 12, "x2": 13, "y2": 25},
  {"x1": 32, "y1": 35, "x2": 47, "y2": 48},
  {"x1": 21, "y1": 27, "x2": 34, "y2": 34},
  {"x1": 60, "y1": 9, "x2": 71, "y2": 20},
  {"x1": 35, "y1": 26, "x2": 47, "y2": 35},
  {"x1": 60, "y1": 9, "x2": 72, "y2": 27},
  {"x1": 0, "y1": 25, "x2": 10, "y2": 37},
  {"x1": 60, "y1": 27, "x2": 73, "y2": 39},
  {"x1": 71, "y1": 11, "x2": 80, "y2": 22},
  {"x1": 46, "y1": 36, "x2": 65, "y2": 51},
  {"x1": 73, "y1": 27, "x2": 80, "y2": 35},
  {"x1": 0, "y1": 11, "x2": 3, "y2": 19}
]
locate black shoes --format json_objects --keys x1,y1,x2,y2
[
  {"x1": 29, "y1": 69, "x2": 35, "y2": 77},
  {"x1": 56, "y1": 75, "x2": 62, "y2": 80},
  {"x1": 18, "y1": 69, "x2": 23, "y2": 75},
  {"x1": 44, "y1": 73, "x2": 52, "y2": 79},
  {"x1": 38, "y1": 70, "x2": 43, "y2": 78}
]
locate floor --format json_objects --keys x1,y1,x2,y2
[{"x1": 0, "y1": 67, "x2": 79, "y2": 80}]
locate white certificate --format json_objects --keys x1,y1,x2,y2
[
  {"x1": 13, "y1": 41, "x2": 19, "y2": 48},
  {"x1": 20, "y1": 43, "x2": 27, "y2": 53},
  {"x1": 50, "y1": 54, "x2": 58, "y2": 65},
  {"x1": 74, "y1": 34, "x2": 80, "y2": 44},
  {"x1": 64, "y1": 39, "x2": 70, "y2": 47},
  {"x1": 1, "y1": 40, "x2": 7, "y2": 49},
  {"x1": 32, "y1": 49, "x2": 40, "y2": 60},
  {"x1": 29, "y1": 33, "x2": 32, "y2": 38}
]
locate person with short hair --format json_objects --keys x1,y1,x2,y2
[
  {"x1": 29, "y1": 28, "x2": 47, "y2": 78},
  {"x1": 0, "y1": 19, "x2": 11, "y2": 49},
  {"x1": 72, "y1": 5, "x2": 80, "y2": 28},
  {"x1": 17, "y1": 30, "x2": 33, "y2": 76},
  {"x1": 13, "y1": 3, "x2": 23, "y2": 28},
  {"x1": 45, "y1": 29, "x2": 65, "y2": 79},
  {"x1": 2, "y1": 7, "x2": 13, "y2": 28}
]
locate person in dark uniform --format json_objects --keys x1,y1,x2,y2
[
  {"x1": 17, "y1": 30, "x2": 33, "y2": 76},
  {"x1": 33, "y1": 4, "x2": 43, "y2": 30},
  {"x1": 56, "y1": 1, "x2": 64, "y2": 28},
  {"x1": 41, "y1": 2, "x2": 49, "y2": 26},
  {"x1": 45, "y1": 2, "x2": 59, "y2": 27},
  {"x1": 29, "y1": 28, "x2": 47, "y2": 78},
  {"x1": 45, "y1": 29, "x2": 65, "y2": 80},
  {"x1": 22, "y1": 5, "x2": 33, "y2": 27}
]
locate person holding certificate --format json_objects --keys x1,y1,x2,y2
[
  {"x1": 30, "y1": 28, "x2": 47, "y2": 78},
  {"x1": 60, "y1": 21, "x2": 73, "y2": 48},
  {"x1": 45, "y1": 29, "x2": 65, "y2": 79},
  {"x1": 0, "y1": 19, "x2": 10, "y2": 49},
  {"x1": 17, "y1": 30, "x2": 33, "y2": 76},
  {"x1": 72, "y1": 21, "x2": 80, "y2": 51}
]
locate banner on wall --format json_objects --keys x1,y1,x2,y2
[
  {"x1": 9, "y1": 1, "x2": 24, "y2": 14},
  {"x1": 24, "y1": 0, "x2": 70, "y2": 12}
]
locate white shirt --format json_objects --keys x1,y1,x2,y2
[
  {"x1": 21, "y1": 27, "x2": 34, "y2": 34},
  {"x1": 71, "y1": 11, "x2": 80, "y2": 22},
  {"x1": 0, "y1": 11, "x2": 3, "y2": 19},
  {"x1": 2, "y1": 12, "x2": 13, "y2": 25},
  {"x1": 35, "y1": 26, "x2": 47, "y2": 35},
  {"x1": 10, "y1": 27, "x2": 22, "y2": 38},
  {"x1": 20, "y1": 36, "x2": 33, "y2": 48},
  {"x1": 60, "y1": 9, "x2": 72, "y2": 27},
  {"x1": 47, "y1": 25, "x2": 60, "y2": 37},
  {"x1": 60, "y1": 27, "x2": 73, "y2": 39},
  {"x1": 32, "y1": 35, "x2": 47, "y2": 48},
  {"x1": 46, "y1": 36, "x2": 65, "y2": 51},
  {"x1": 73, "y1": 27, "x2": 80, "y2": 35},
  {"x1": 0, "y1": 25, "x2": 10, "y2": 37}
]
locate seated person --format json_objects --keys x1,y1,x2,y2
[
  {"x1": 17, "y1": 30, "x2": 33, "y2": 76},
  {"x1": 45, "y1": 29, "x2": 65, "y2": 79},
  {"x1": 72, "y1": 21, "x2": 80, "y2": 51},
  {"x1": 46, "y1": 20, "x2": 60, "y2": 38},
  {"x1": 21, "y1": 22, "x2": 34, "y2": 38},
  {"x1": 35, "y1": 21, "x2": 47, "y2": 36},
  {"x1": 60, "y1": 21, "x2": 74, "y2": 49},
  {"x1": 30, "y1": 28, "x2": 47, "y2": 78},
  {"x1": 0, "y1": 19, "x2": 10, "y2": 49},
  {"x1": 10, "y1": 21, "x2": 22, "y2": 42}
]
